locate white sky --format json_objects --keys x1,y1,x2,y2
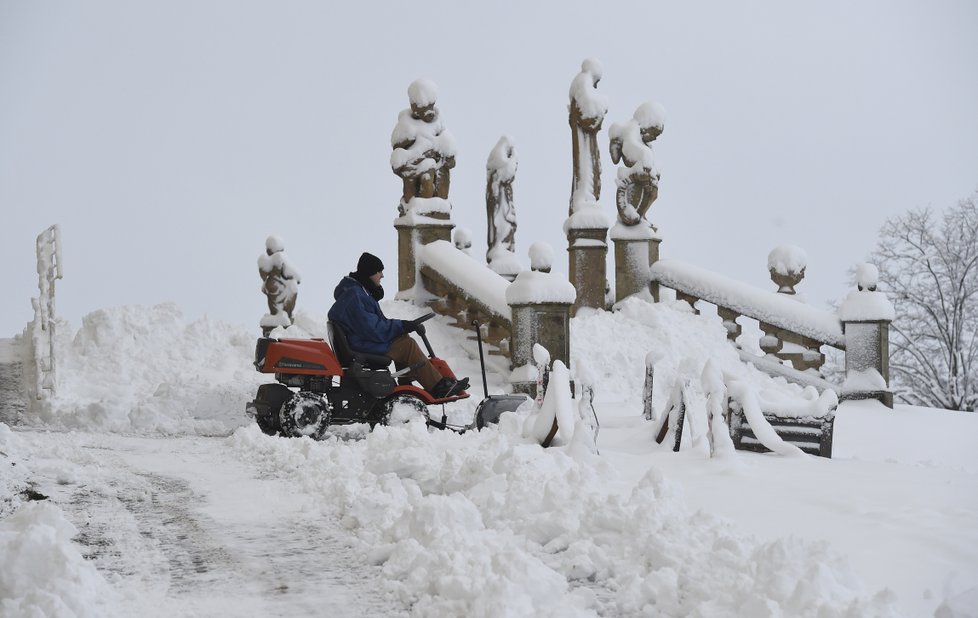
[{"x1": 2, "y1": 0, "x2": 977, "y2": 336}]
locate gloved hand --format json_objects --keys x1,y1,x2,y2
[
  {"x1": 403, "y1": 319, "x2": 417, "y2": 334},
  {"x1": 415, "y1": 323, "x2": 426, "y2": 335}
]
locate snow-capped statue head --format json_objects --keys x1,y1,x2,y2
[
  {"x1": 634, "y1": 101, "x2": 666, "y2": 137},
  {"x1": 581, "y1": 58, "x2": 603, "y2": 84},
  {"x1": 408, "y1": 79, "x2": 439, "y2": 121},
  {"x1": 855, "y1": 263, "x2": 879, "y2": 292},
  {"x1": 265, "y1": 235, "x2": 284, "y2": 255},
  {"x1": 529, "y1": 242, "x2": 554, "y2": 273}
]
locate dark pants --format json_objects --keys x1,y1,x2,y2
[{"x1": 386, "y1": 335, "x2": 443, "y2": 390}]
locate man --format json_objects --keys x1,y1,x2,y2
[{"x1": 328, "y1": 252, "x2": 468, "y2": 399}]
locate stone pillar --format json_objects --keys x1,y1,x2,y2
[
  {"x1": 509, "y1": 302, "x2": 572, "y2": 395},
  {"x1": 567, "y1": 226, "x2": 608, "y2": 315},
  {"x1": 394, "y1": 218, "x2": 454, "y2": 296},
  {"x1": 841, "y1": 320, "x2": 892, "y2": 408},
  {"x1": 506, "y1": 263, "x2": 576, "y2": 396},
  {"x1": 839, "y1": 263, "x2": 894, "y2": 408}
]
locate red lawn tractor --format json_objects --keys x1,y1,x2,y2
[{"x1": 245, "y1": 312, "x2": 486, "y2": 438}]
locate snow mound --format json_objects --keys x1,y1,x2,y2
[
  {"x1": 29, "y1": 303, "x2": 266, "y2": 435},
  {"x1": 230, "y1": 420, "x2": 894, "y2": 616},
  {"x1": 0, "y1": 501, "x2": 117, "y2": 617}
]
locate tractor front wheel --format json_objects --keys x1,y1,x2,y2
[{"x1": 279, "y1": 391, "x2": 332, "y2": 439}]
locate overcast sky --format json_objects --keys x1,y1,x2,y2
[{"x1": 2, "y1": 0, "x2": 977, "y2": 336}]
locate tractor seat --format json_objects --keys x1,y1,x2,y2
[{"x1": 326, "y1": 321, "x2": 392, "y2": 370}]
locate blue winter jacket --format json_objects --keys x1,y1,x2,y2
[{"x1": 327, "y1": 276, "x2": 405, "y2": 355}]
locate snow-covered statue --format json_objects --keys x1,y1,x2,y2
[
  {"x1": 609, "y1": 102, "x2": 665, "y2": 227},
  {"x1": 486, "y1": 136, "x2": 519, "y2": 278},
  {"x1": 390, "y1": 78, "x2": 457, "y2": 216},
  {"x1": 258, "y1": 235, "x2": 301, "y2": 334},
  {"x1": 767, "y1": 245, "x2": 807, "y2": 296},
  {"x1": 568, "y1": 58, "x2": 609, "y2": 217}
]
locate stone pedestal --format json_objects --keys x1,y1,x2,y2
[
  {"x1": 567, "y1": 227, "x2": 608, "y2": 316},
  {"x1": 394, "y1": 217, "x2": 454, "y2": 295},
  {"x1": 841, "y1": 320, "x2": 893, "y2": 408},
  {"x1": 509, "y1": 301, "x2": 572, "y2": 395},
  {"x1": 612, "y1": 227, "x2": 661, "y2": 303}
]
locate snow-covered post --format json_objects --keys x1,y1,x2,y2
[
  {"x1": 609, "y1": 102, "x2": 664, "y2": 303},
  {"x1": 566, "y1": 59, "x2": 610, "y2": 315},
  {"x1": 453, "y1": 227, "x2": 473, "y2": 255},
  {"x1": 258, "y1": 235, "x2": 301, "y2": 336},
  {"x1": 391, "y1": 79, "x2": 456, "y2": 296},
  {"x1": 30, "y1": 224, "x2": 63, "y2": 399},
  {"x1": 486, "y1": 136, "x2": 520, "y2": 282},
  {"x1": 506, "y1": 243, "x2": 576, "y2": 395},
  {"x1": 839, "y1": 263, "x2": 894, "y2": 408}
]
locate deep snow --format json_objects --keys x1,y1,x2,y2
[{"x1": 1, "y1": 300, "x2": 976, "y2": 617}]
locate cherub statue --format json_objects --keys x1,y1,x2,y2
[
  {"x1": 608, "y1": 101, "x2": 665, "y2": 226},
  {"x1": 258, "y1": 235, "x2": 301, "y2": 333},
  {"x1": 486, "y1": 136, "x2": 518, "y2": 269},
  {"x1": 390, "y1": 79, "x2": 457, "y2": 215},
  {"x1": 568, "y1": 58, "x2": 609, "y2": 217}
]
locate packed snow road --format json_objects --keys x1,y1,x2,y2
[{"x1": 13, "y1": 430, "x2": 404, "y2": 617}]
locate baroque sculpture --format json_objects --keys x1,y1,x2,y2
[
  {"x1": 609, "y1": 102, "x2": 665, "y2": 227},
  {"x1": 568, "y1": 58, "x2": 609, "y2": 217},
  {"x1": 258, "y1": 235, "x2": 301, "y2": 334},
  {"x1": 390, "y1": 79, "x2": 457, "y2": 216},
  {"x1": 486, "y1": 136, "x2": 519, "y2": 276}
]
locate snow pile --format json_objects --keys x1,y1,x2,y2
[
  {"x1": 839, "y1": 280, "x2": 895, "y2": 321},
  {"x1": 506, "y1": 270, "x2": 577, "y2": 305},
  {"x1": 767, "y1": 244, "x2": 808, "y2": 276},
  {"x1": 230, "y1": 420, "x2": 895, "y2": 616},
  {"x1": 28, "y1": 303, "x2": 265, "y2": 435},
  {"x1": 0, "y1": 501, "x2": 117, "y2": 617}
]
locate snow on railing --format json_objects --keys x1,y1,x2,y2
[
  {"x1": 419, "y1": 241, "x2": 512, "y2": 321},
  {"x1": 650, "y1": 259, "x2": 844, "y2": 347},
  {"x1": 29, "y1": 224, "x2": 63, "y2": 400}
]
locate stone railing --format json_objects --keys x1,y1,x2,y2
[
  {"x1": 418, "y1": 262, "x2": 512, "y2": 356},
  {"x1": 649, "y1": 258, "x2": 893, "y2": 407}
]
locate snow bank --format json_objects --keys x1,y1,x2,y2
[
  {"x1": 2, "y1": 425, "x2": 119, "y2": 615},
  {"x1": 230, "y1": 419, "x2": 895, "y2": 616},
  {"x1": 0, "y1": 501, "x2": 117, "y2": 617},
  {"x1": 27, "y1": 303, "x2": 266, "y2": 435}
]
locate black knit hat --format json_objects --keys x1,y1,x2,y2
[{"x1": 355, "y1": 252, "x2": 385, "y2": 277}]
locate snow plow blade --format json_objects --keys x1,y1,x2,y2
[{"x1": 475, "y1": 394, "x2": 528, "y2": 429}]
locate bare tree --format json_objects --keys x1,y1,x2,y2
[{"x1": 870, "y1": 191, "x2": 978, "y2": 411}]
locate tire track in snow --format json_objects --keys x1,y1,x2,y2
[{"x1": 29, "y1": 434, "x2": 404, "y2": 617}]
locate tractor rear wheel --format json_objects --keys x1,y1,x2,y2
[
  {"x1": 379, "y1": 394, "x2": 429, "y2": 426},
  {"x1": 279, "y1": 391, "x2": 332, "y2": 439}
]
